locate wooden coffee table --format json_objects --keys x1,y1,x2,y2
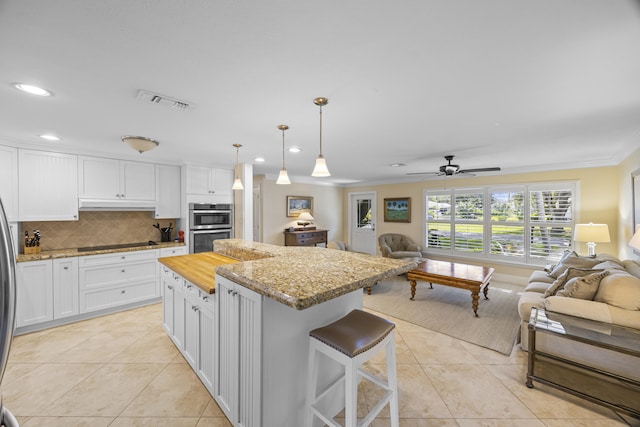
[{"x1": 407, "y1": 259, "x2": 495, "y2": 316}]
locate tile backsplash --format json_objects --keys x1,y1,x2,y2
[{"x1": 21, "y1": 211, "x2": 178, "y2": 251}]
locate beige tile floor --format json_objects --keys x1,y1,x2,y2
[{"x1": 3, "y1": 303, "x2": 636, "y2": 426}]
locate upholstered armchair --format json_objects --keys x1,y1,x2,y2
[
  {"x1": 378, "y1": 233, "x2": 423, "y2": 260},
  {"x1": 327, "y1": 240, "x2": 350, "y2": 251}
]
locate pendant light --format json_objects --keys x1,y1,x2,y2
[
  {"x1": 311, "y1": 97, "x2": 331, "y2": 177},
  {"x1": 276, "y1": 125, "x2": 291, "y2": 185},
  {"x1": 232, "y1": 143, "x2": 244, "y2": 190}
]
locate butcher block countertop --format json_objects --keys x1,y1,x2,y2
[
  {"x1": 211, "y1": 239, "x2": 417, "y2": 310},
  {"x1": 158, "y1": 252, "x2": 239, "y2": 294}
]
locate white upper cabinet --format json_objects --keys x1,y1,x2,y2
[
  {"x1": 19, "y1": 149, "x2": 78, "y2": 221},
  {"x1": 155, "y1": 164, "x2": 181, "y2": 219},
  {"x1": 0, "y1": 145, "x2": 18, "y2": 221},
  {"x1": 186, "y1": 166, "x2": 233, "y2": 198},
  {"x1": 78, "y1": 156, "x2": 155, "y2": 201}
]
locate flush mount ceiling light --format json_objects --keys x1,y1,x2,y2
[
  {"x1": 276, "y1": 125, "x2": 291, "y2": 185},
  {"x1": 39, "y1": 134, "x2": 61, "y2": 141},
  {"x1": 311, "y1": 97, "x2": 331, "y2": 177},
  {"x1": 232, "y1": 143, "x2": 244, "y2": 190},
  {"x1": 289, "y1": 146, "x2": 301, "y2": 153},
  {"x1": 121, "y1": 135, "x2": 159, "y2": 154},
  {"x1": 12, "y1": 82, "x2": 52, "y2": 96}
]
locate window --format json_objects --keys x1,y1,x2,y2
[{"x1": 425, "y1": 182, "x2": 575, "y2": 265}]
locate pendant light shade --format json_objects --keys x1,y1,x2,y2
[
  {"x1": 232, "y1": 143, "x2": 244, "y2": 190},
  {"x1": 276, "y1": 125, "x2": 291, "y2": 185},
  {"x1": 311, "y1": 97, "x2": 331, "y2": 177}
]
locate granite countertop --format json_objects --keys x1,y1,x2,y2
[
  {"x1": 16, "y1": 241, "x2": 186, "y2": 262},
  {"x1": 213, "y1": 239, "x2": 418, "y2": 310}
]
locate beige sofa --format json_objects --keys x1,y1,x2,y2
[{"x1": 517, "y1": 252, "x2": 640, "y2": 381}]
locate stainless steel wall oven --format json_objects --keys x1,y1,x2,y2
[{"x1": 189, "y1": 203, "x2": 233, "y2": 253}]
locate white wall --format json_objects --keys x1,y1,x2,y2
[{"x1": 258, "y1": 176, "x2": 343, "y2": 246}]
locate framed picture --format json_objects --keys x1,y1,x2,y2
[
  {"x1": 287, "y1": 195, "x2": 313, "y2": 217},
  {"x1": 384, "y1": 197, "x2": 411, "y2": 223}
]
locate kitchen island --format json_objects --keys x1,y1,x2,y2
[{"x1": 158, "y1": 239, "x2": 416, "y2": 427}]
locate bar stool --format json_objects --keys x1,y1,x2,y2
[{"x1": 305, "y1": 309, "x2": 399, "y2": 427}]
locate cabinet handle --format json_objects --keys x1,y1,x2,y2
[
  {"x1": 168, "y1": 285, "x2": 174, "y2": 290},
  {"x1": 192, "y1": 305, "x2": 199, "y2": 312},
  {"x1": 121, "y1": 290, "x2": 126, "y2": 294},
  {"x1": 186, "y1": 284, "x2": 192, "y2": 289},
  {"x1": 63, "y1": 266, "x2": 68, "y2": 270},
  {"x1": 227, "y1": 289, "x2": 232, "y2": 294},
  {"x1": 121, "y1": 256, "x2": 126, "y2": 260},
  {"x1": 121, "y1": 269, "x2": 126, "y2": 273},
  {"x1": 232, "y1": 291, "x2": 238, "y2": 296},
  {"x1": 202, "y1": 296, "x2": 208, "y2": 302}
]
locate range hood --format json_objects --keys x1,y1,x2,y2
[{"x1": 78, "y1": 198, "x2": 156, "y2": 211}]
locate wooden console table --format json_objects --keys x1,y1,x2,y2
[{"x1": 284, "y1": 229, "x2": 328, "y2": 246}]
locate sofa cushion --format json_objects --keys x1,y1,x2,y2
[
  {"x1": 622, "y1": 260, "x2": 640, "y2": 279},
  {"x1": 528, "y1": 270, "x2": 555, "y2": 285},
  {"x1": 543, "y1": 296, "x2": 612, "y2": 323},
  {"x1": 543, "y1": 267, "x2": 605, "y2": 297},
  {"x1": 548, "y1": 252, "x2": 601, "y2": 278},
  {"x1": 593, "y1": 260, "x2": 626, "y2": 272},
  {"x1": 524, "y1": 281, "x2": 553, "y2": 293},
  {"x1": 556, "y1": 270, "x2": 610, "y2": 300},
  {"x1": 609, "y1": 304, "x2": 640, "y2": 329},
  {"x1": 594, "y1": 272, "x2": 640, "y2": 311},
  {"x1": 518, "y1": 292, "x2": 545, "y2": 321}
]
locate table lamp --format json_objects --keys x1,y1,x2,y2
[
  {"x1": 297, "y1": 212, "x2": 314, "y2": 229},
  {"x1": 628, "y1": 228, "x2": 640, "y2": 252},
  {"x1": 574, "y1": 222, "x2": 610, "y2": 256}
]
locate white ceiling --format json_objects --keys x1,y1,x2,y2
[{"x1": 1, "y1": 0, "x2": 639, "y2": 186}]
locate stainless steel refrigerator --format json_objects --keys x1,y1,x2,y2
[{"x1": 0, "y1": 198, "x2": 19, "y2": 426}]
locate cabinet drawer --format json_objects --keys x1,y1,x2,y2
[
  {"x1": 80, "y1": 280, "x2": 158, "y2": 313},
  {"x1": 79, "y1": 249, "x2": 158, "y2": 267},
  {"x1": 80, "y1": 260, "x2": 157, "y2": 289},
  {"x1": 160, "y1": 247, "x2": 187, "y2": 257}
]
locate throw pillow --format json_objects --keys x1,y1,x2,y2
[
  {"x1": 548, "y1": 252, "x2": 600, "y2": 278},
  {"x1": 543, "y1": 267, "x2": 605, "y2": 297},
  {"x1": 594, "y1": 272, "x2": 640, "y2": 311},
  {"x1": 556, "y1": 270, "x2": 610, "y2": 300},
  {"x1": 544, "y1": 250, "x2": 576, "y2": 274}
]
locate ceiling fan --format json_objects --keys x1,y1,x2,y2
[{"x1": 407, "y1": 155, "x2": 501, "y2": 177}]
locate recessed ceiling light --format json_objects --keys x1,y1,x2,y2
[
  {"x1": 390, "y1": 163, "x2": 406, "y2": 167},
  {"x1": 254, "y1": 157, "x2": 265, "y2": 163},
  {"x1": 12, "y1": 82, "x2": 52, "y2": 96},
  {"x1": 289, "y1": 146, "x2": 301, "y2": 153},
  {"x1": 39, "y1": 134, "x2": 61, "y2": 141}
]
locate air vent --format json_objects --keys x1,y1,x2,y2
[{"x1": 136, "y1": 89, "x2": 192, "y2": 111}]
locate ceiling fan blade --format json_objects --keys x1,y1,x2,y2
[
  {"x1": 458, "y1": 167, "x2": 501, "y2": 173},
  {"x1": 406, "y1": 171, "x2": 443, "y2": 176}
]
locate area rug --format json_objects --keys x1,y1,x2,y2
[{"x1": 363, "y1": 276, "x2": 521, "y2": 355}]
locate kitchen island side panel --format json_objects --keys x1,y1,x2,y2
[{"x1": 261, "y1": 289, "x2": 362, "y2": 426}]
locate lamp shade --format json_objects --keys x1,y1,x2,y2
[
  {"x1": 311, "y1": 155, "x2": 331, "y2": 177},
  {"x1": 574, "y1": 223, "x2": 611, "y2": 243},
  {"x1": 297, "y1": 212, "x2": 314, "y2": 221},
  {"x1": 629, "y1": 228, "x2": 640, "y2": 251}
]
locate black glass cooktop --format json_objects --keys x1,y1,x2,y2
[{"x1": 77, "y1": 241, "x2": 158, "y2": 252}]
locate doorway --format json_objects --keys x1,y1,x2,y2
[{"x1": 348, "y1": 192, "x2": 377, "y2": 254}]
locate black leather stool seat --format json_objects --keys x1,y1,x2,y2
[{"x1": 309, "y1": 309, "x2": 395, "y2": 358}]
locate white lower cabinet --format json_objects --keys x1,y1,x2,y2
[
  {"x1": 79, "y1": 250, "x2": 159, "y2": 313},
  {"x1": 182, "y1": 281, "x2": 217, "y2": 394},
  {"x1": 16, "y1": 260, "x2": 54, "y2": 327},
  {"x1": 215, "y1": 275, "x2": 262, "y2": 427},
  {"x1": 52, "y1": 257, "x2": 79, "y2": 319}
]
